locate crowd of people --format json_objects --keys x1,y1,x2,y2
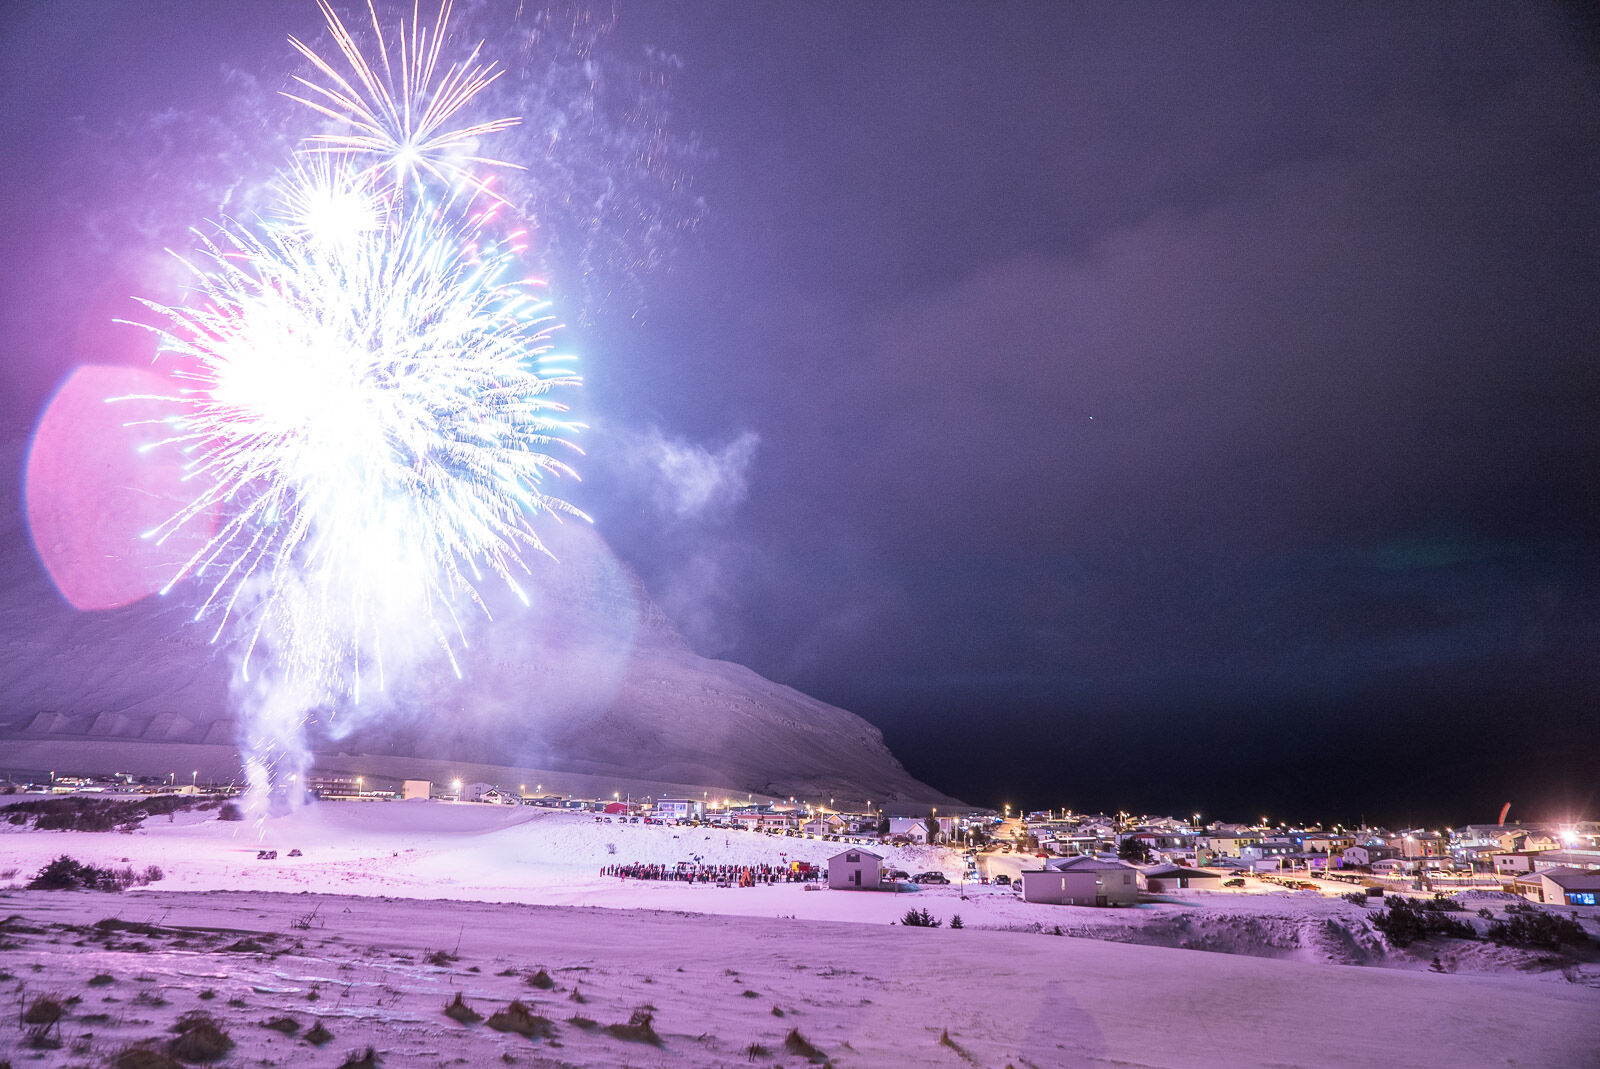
[{"x1": 600, "y1": 861, "x2": 818, "y2": 886}]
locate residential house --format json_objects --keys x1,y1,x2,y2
[
  {"x1": 827, "y1": 848, "x2": 883, "y2": 890},
  {"x1": 1021, "y1": 857, "x2": 1140, "y2": 906},
  {"x1": 1141, "y1": 865, "x2": 1223, "y2": 893},
  {"x1": 464, "y1": 783, "x2": 513, "y2": 804},
  {"x1": 1391, "y1": 833, "x2": 1445, "y2": 860},
  {"x1": 1342, "y1": 844, "x2": 1398, "y2": 868},
  {"x1": 653, "y1": 799, "x2": 698, "y2": 820},
  {"x1": 1513, "y1": 867, "x2": 1600, "y2": 908},
  {"x1": 1528, "y1": 850, "x2": 1600, "y2": 873},
  {"x1": 887, "y1": 817, "x2": 929, "y2": 844},
  {"x1": 1200, "y1": 832, "x2": 1260, "y2": 858},
  {"x1": 1492, "y1": 852, "x2": 1543, "y2": 876}
]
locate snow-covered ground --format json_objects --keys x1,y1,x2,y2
[{"x1": 1, "y1": 798, "x2": 1598, "y2": 1067}]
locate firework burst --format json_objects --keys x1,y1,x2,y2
[
  {"x1": 286, "y1": 0, "x2": 521, "y2": 200},
  {"x1": 121, "y1": 1, "x2": 585, "y2": 803}
]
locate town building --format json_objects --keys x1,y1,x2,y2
[
  {"x1": 1020, "y1": 857, "x2": 1140, "y2": 907},
  {"x1": 827, "y1": 848, "x2": 883, "y2": 890}
]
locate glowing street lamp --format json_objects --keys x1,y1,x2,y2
[{"x1": 452, "y1": 778, "x2": 462, "y2": 801}]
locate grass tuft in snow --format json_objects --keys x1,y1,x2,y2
[
  {"x1": 111, "y1": 1045, "x2": 182, "y2": 1069},
  {"x1": 486, "y1": 999, "x2": 556, "y2": 1039},
  {"x1": 603, "y1": 1008, "x2": 663, "y2": 1046},
  {"x1": 939, "y1": 1028, "x2": 975, "y2": 1061},
  {"x1": 304, "y1": 1021, "x2": 334, "y2": 1047},
  {"x1": 168, "y1": 1011, "x2": 233, "y2": 1062},
  {"x1": 783, "y1": 1027, "x2": 828, "y2": 1063},
  {"x1": 262, "y1": 1016, "x2": 300, "y2": 1035},
  {"x1": 525, "y1": 967, "x2": 555, "y2": 989},
  {"x1": 335, "y1": 1048, "x2": 379, "y2": 1069},
  {"x1": 22, "y1": 995, "x2": 64, "y2": 1025},
  {"x1": 444, "y1": 992, "x2": 482, "y2": 1024}
]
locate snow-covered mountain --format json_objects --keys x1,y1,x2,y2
[{"x1": 0, "y1": 507, "x2": 954, "y2": 807}]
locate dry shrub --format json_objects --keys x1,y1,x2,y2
[
  {"x1": 305, "y1": 1021, "x2": 334, "y2": 1047},
  {"x1": 336, "y1": 1049, "x2": 379, "y2": 1069},
  {"x1": 525, "y1": 967, "x2": 555, "y2": 989},
  {"x1": 443, "y1": 992, "x2": 482, "y2": 1024},
  {"x1": 486, "y1": 1000, "x2": 555, "y2": 1039},
  {"x1": 112, "y1": 1045, "x2": 182, "y2": 1069},
  {"x1": 604, "y1": 1008, "x2": 662, "y2": 1046},
  {"x1": 22, "y1": 996, "x2": 62, "y2": 1025},
  {"x1": 168, "y1": 1012, "x2": 233, "y2": 1063},
  {"x1": 262, "y1": 1017, "x2": 299, "y2": 1035},
  {"x1": 783, "y1": 1027, "x2": 828, "y2": 1063}
]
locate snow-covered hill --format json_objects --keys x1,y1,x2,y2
[{"x1": 0, "y1": 502, "x2": 953, "y2": 807}]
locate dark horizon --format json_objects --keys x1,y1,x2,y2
[{"x1": 2, "y1": 2, "x2": 1598, "y2": 825}]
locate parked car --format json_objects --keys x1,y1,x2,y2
[
  {"x1": 993, "y1": 874, "x2": 1012, "y2": 886},
  {"x1": 914, "y1": 871, "x2": 950, "y2": 885},
  {"x1": 887, "y1": 869, "x2": 911, "y2": 881}
]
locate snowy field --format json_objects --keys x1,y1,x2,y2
[{"x1": 2, "y1": 799, "x2": 1598, "y2": 1067}]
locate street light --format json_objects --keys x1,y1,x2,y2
[
  {"x1": 191, "y1": 770, "x2": 198, "y2": 787},
  {"x1": 452, "y1": 778, "x2": 462, "y2": 801}
]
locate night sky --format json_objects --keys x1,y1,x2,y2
[{"x1": 3, "y1": 2, "x2": 1598, "y2": 827}]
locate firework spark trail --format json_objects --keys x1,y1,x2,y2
[{"x1": 121, "y1": 1, "x2": 585, "y2": 813}]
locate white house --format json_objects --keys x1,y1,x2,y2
[
  {"x1": 1021, "y1": 858, "x2": 1140, "y2": 906},
  {"x1": 827, "y1": 848, "x2": 883, "y2": 890},
  {"x1": 463, "y1": 782, "x2": 512, "y2": 804},
  {"x1": 1342, "y1": 844, "x2": 1398, "y2": 868},
  {"x1": 654, "y1": 799, "x2": 697, "y2": 820},
  {"x1": 887, "y1": 817, "x2": 929, "y2": 844},
  {"x1": 1514, "y1": 866, "x2": 1600, "y2": 908}
]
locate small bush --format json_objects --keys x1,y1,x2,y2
[
  {"x1": 112, "y1": 1046, "x2": 182, "y2": 1069},
  {"x1": 1341, "y1": 891, "x2": 1369, "y2": 907},
  {"x1": 525, "y1": 968, "x2": 554, "y2": 989},
  {"x1": 168, "y1": 1011, "x2": 233, "y2": 1062},
  {"x1": 263, "y1": 1017, "x2": 299, "y2": 1035},
  {"x1": 443, "y1": 992, "x2": 481, "y2": 1024},
  {"x1": 950, "y1": 914, "x2": 964, "y2": 929},
  {"x1": 1371, "y1": 896, "x2": 1474, "y2": 948},
  {"x1": 217, "y1": 803, "x2": 243, "y2": 822},
  {"x1": 900, "y1": 907, "x2": 941, "y2": 928},
  {"x1": 603, "y1": 1008, "x2": 661, "y2": 1045},
  {"x1": 1488, "y1": 909, "x2": 1588, "y2": 950},
  {"x1": 336, "y1": 1048, "x2": 379, "y2": 1069},
  {"x1": 783, "y1": 1027, "x2": 828, "y2": 1063},
  {"x1": 486, "y1": 1000, "x2": 555, "y2": 1039},
  {"x1": 304, "y1": 1022, "x2": 334, "y2": 1046},
  {"x1": 22, "y1": 996, "x2": 63, "y2": 1025}
]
